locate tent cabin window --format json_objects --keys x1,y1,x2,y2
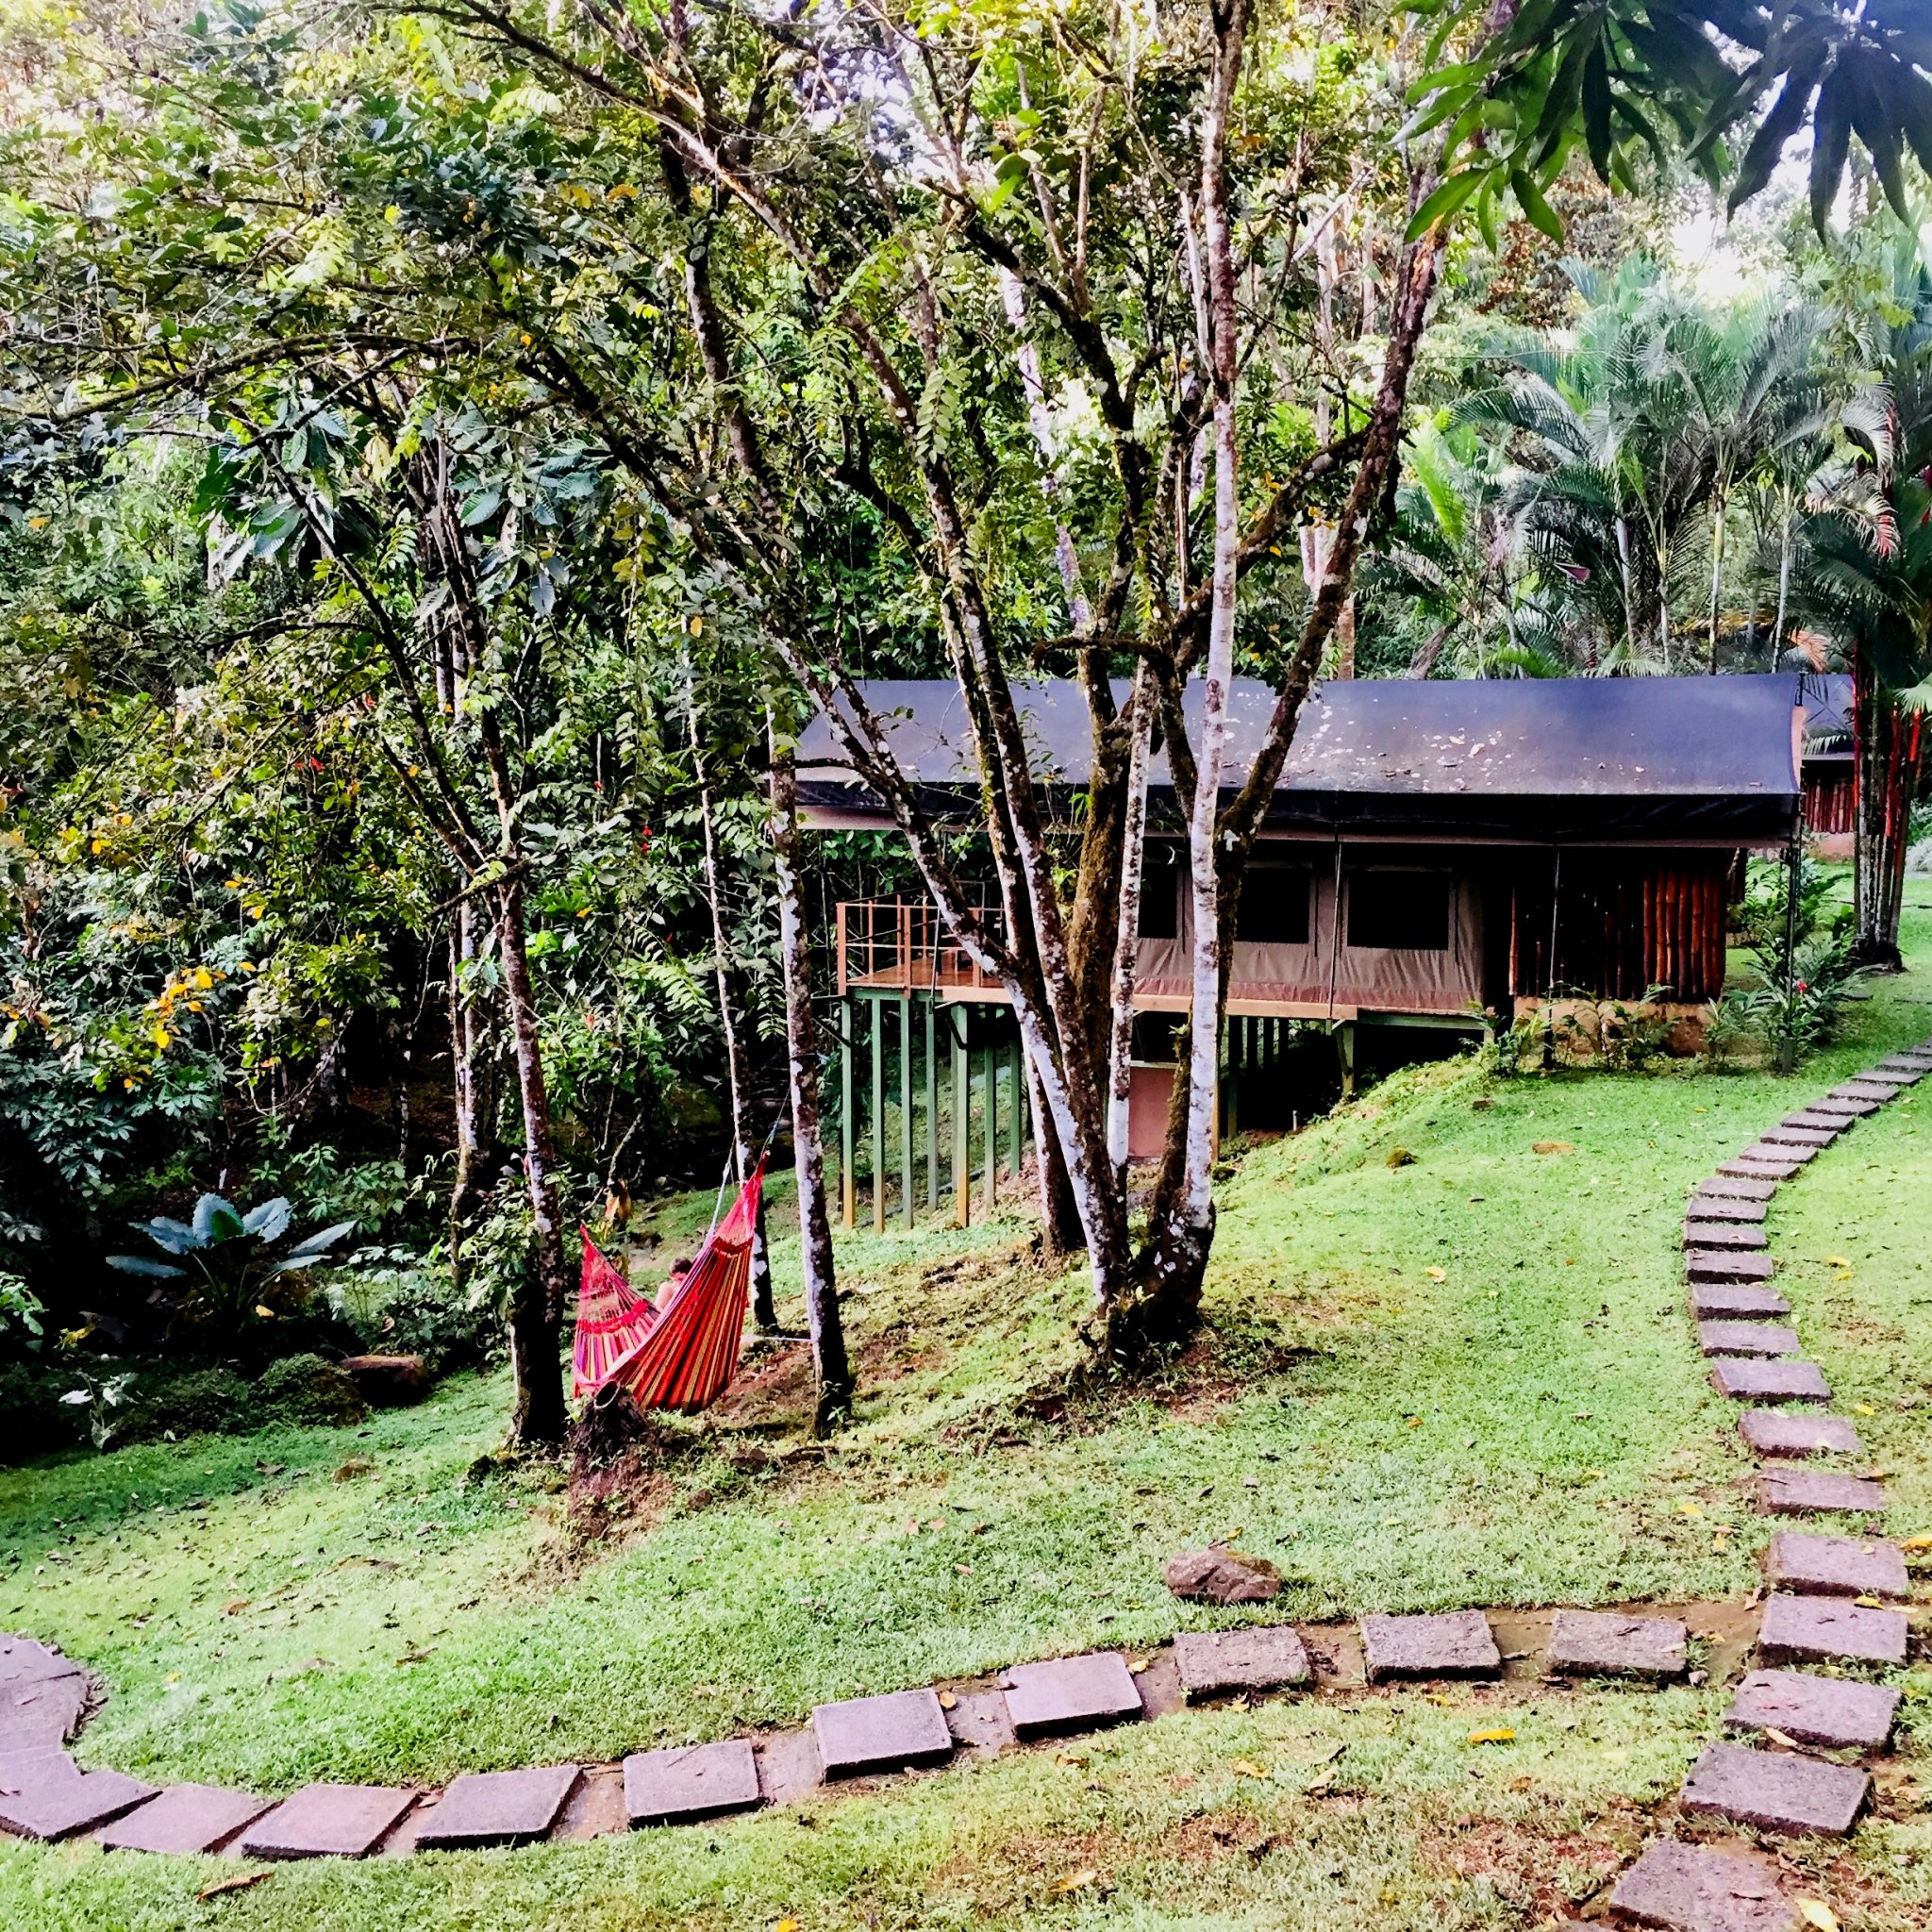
[
  {"x1": 1137, "y1": 841, "x2": 1183, "y2": 940},
  {"x1": 1347, "y1": 869, "x2": 1451, "y2": 951},
  {"x1": 1235, "y1": 863, "x2": 1312, "y2": 944}
]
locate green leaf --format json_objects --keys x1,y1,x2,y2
[
  {"x1": 242, "y1": 1196, "x2": 292, "y2": 1241},
  {"x1": 1582, "y1": 41, "x2": 1613, "y2": 182},
  {"x1": 106, "y1": 1255, "x2": 186, "y2": 1279},
  {"x1": 1405, "y1": 169, "x2": 1485, "y2": 242},
  {"x1": 1728, "y1": 59, "x2": 1822, "y2": 212},
  {"x1": 1510, "y1": 169, "x2": 1564, "y2": 241},
  {"x1": 192, "y1": 1192, "x2": 246, "y2": 1242},
  {"x1": 459, "y1": 486, "x2": 503, "y2": 526},
  {"x1": 1809, "y1": 64, "x2": 1852, "y2": 235}
]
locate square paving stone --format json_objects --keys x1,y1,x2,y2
[
  {"x1": 1699, "y1": 1321, "x2": 1798, "y2": 1357},
  {"x1": 1766, "y1": 1530, "x2": 1907, "y2": 1598},
  {"x1": 1692, "y1": 1285, "x2": 1790, "y2": 1319},
  {"x1": 1782, "y1": 1111, "x2": 1854, "y2": 1133},
  {"x1": 1758, "y1": 1470, "x2": 1887, "y2": 1516},
  {"x1": 1833, "y1": 1082, "x2": 1902, "y2": 1101},
  {"x1": 0, "y1": 1766, "x2": 157, "y2": 1843},
  {"x1": 1710, "y1": 1358, "x2": 1830, "y2": 1404},
  {"x1": 1002, "y1": 1652, "x2": 1144, "y2": 1739},
  {"x1": 94, "y1": 1783, "x2": 273, "y2": 1855},
  {"x1": 239, "y1": 1783, "x2": 416, "y2": 1859},
  {"x1": 625, "y1": 1740, "x2": 761, "y2": 1826},
  {"x1": 1806, "y1": 1097, "x2": 1877, "y2": 1118},
  {"x1": 1679, "y1": 1740, "x2": 1868, "y2": 1837},
  {"x1": 1, "y1": 1674, "x2": 89, "y2": 1741},
  {"x1": 0, "y1": 1748, "x2": 80, "y2": 1790},
  {"x1": 1746, "y1": 1140, "x2": 1818, "y2": 1163},
  {"x1": 1174, "y1": 1626, "x2": 1312, "y2": 1700},
  {"x1": 1757, "y1": 1593, "x2": 1907, "y2": 1667},
  {"x1": 1687, "y1": 1251, "x2": 1776, "y2": 1284},
  {"x1": 1761, "y1": 1124, "x2": 1837, "y2": 1147},
  {"x1": 1359, "y1": 1609, "x2": 1500, "y2": 1683},
  {"x1": 1547, "y1": 1609, "x2": 1686, "y2": 1680},
  {"x1": 413, "y1": 1764, "x2": 580, "y2": 1850},
  {"x1": 0, "y1": 1638, "x2": 84, "y2": 1690},
  {"x1": 1698, "y1": 1175, "x2": 1779, "y2": 1202},
  {"x1": 1719, "y1": 1156, "x2": 1803, "y2": 1181},
  {"x1": 1608, "y1": 1839, "x2": 1794, "y2": 1932},
  {"x1": 0, "y1": 1718, "x2": 68, "y2": 1761},
  {"x1": 1687, "y1": 1195, "x2": 1770, "y2": 1222},
  {"x1": 942, "y1": 1687, "x2": 1018, "y2": 1752},
  {"x1": 1740, "y1": 1410, "x2": 1863, "y2": 1457},
  {"x1": 812, "y1": 1689, "x2": 954, "y2": 1778},
  {"x1": 1684, "y1": 1222, "x2": 1770, "y2": 1251},
  {"x1": 1725, "y1": 1671, "x2": 1900, "y2": 1752}
]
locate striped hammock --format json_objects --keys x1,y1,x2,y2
[
  {"x1": 599, "y1": 1158, "x2": 764, "y2": 1415},
  {"x1": 571, "y1": 1228, "x2": 657, "y2": 1400}
]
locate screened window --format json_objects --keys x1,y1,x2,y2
[
  {"x1": 1236, "y1": 863, "x2": 1312, "y2": 944},
  {"x1": 1347, "y1": 870, "x2": 1451, "y2": 951}
]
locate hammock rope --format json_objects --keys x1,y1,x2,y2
[{"x1": 594, "y1": 1156, "x2": 766, "y2": 1415}]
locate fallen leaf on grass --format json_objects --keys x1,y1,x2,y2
[
  {"x1": 1231, "y1": 1758, "x2": 1271, "y2": 1779},
  {"x1": 1467, "y1": 1727, "x2": 1515, "y2": 1745},
  {"x1": 773, "y1": 1918, "x2": 800, "y2": 1932},
  {"x1": 1532, "y1": 1141, "x2": 1574, "y2": 1156},
  {"x1": 1900, "y1": 1536, "x2": 1932, "y2": 1554},
  {"x1": 1425, "y1": 1266, "x2": 1447, "y2": 1282},
  {"x1": 1854, "y1": 1595, "x2": 1885, "y2": 1608},
  {"x1": 196, "y1": 1872, "x2": 270, "y2": 1902},
  {"x1": 937, "y1": 1690, "x2": 958, "y2": 1710},
  {"x1": 1796, "y1": 1904, "x2": 1840, "y2": 1932},
  {"x1": 1054, "y1": 1750, "x2": 1089, "y2": 1768},
  {"x1": 221, "y1": 1598, "x2": 250, "y2": 1616},
  {"x1": 1049, "y1": 1870, "x2": 1101, "y2": 1896}
]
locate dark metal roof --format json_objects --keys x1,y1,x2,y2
[{"x1": 798, "y1": 675, "x2": 1804, "y2": 843}]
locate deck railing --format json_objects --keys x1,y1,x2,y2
[{"x1": 835, "y1": 898, "x2": 1002, "y2": 996}]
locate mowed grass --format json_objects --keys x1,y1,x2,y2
[{"x1": 1, "y1": 886, "x2": 1929, "y2": 1928}]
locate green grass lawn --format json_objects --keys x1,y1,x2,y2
[{"x1": 3, "y1": 885, "x2": 1930, "y2": 1928}]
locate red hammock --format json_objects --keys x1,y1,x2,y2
[
  {"x1": 599, "y1": 1158, "x2": 764, "y2": 1415},
  {"x1": 571, "y1": 1228, "x2": 657, "y2": 1401}
]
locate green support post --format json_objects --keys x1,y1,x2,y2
[
  {"x1": 898, "y1": 993, "x2": 915, "y2": 1230},
  {"x1": 981, "y1": 1039, "x2": 997, "y2": 1210},
  {"x1": 952, "y1": 1013, "x2": 970, "y2": 1226},
  {"x1": 924, "y1": 998, "x2": 940, "y2": 1214},
  {"x1": 1224, "y1": 1017, "x2": 1240, "y2": 1138},
  {"x1": 840, "y1": 995, "x2": 856, "y2": 1230},
  {"x1": 871, "y1": 997, "x2": 886, "y2": 1235}
]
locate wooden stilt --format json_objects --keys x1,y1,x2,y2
[
  {"x1": 924, "y1": 997, "x2": 940, "y2": 1215},
  {"x1": 952, "y1": 1012, "x2": 970, "y2": 1226},
  {"x1": 840, "y1": 995, "x2": 856, "y2": 1230},
  {"x1": 1339, "y1": 1020, "x2": 1357, "y2": 1098},
  {"x1": 898, "y1": 992, "x2": 915, "y2": 1230},
  {"x1": 1225, "y1": 1017, "x2": 1240, "y2": 1138},
  {"x1": 1006, "y1": 1037, "x2": 1022, "y2": 1176},
  {"x1": 871, "y1": 996, "x2": 886, "y2": 1235}
]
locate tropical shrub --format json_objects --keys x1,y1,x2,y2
[
  {"x1": 106, "y1": 1193, "x2": 356, "y2": 1355},
  {"x1": 1722, "y1": 858, "x2": 1862, "y2": 1065}
]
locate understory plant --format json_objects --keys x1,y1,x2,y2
[
  {"x1": 106, "y1": 1193, "x2": 355, "y2": 1355},
  {"x1": 1723, "y1": 858, "x2": 1861, "y2": 1068}
]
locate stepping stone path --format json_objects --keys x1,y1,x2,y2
[
  {"x1": 1679, "y1": 1740, "x2": 1869, "y2": 1837},
  {"x1": 1546, "y1": 1609, "x2": 1685, "y2": 1680},
  {"x1": 414, "y1": 1765, "x2": 581, "y2": 1850},
  {"x1": 1002, "y1": 1652, "x2": 1143, "y2": 1739},
  {"x1": 1691, "y1": 1284, "x2": 1789, "y2": 1318},
  {"x1": 1685, "y1": 1250, "x2": 1776, "y2": 1284},
  {"x1": 1654, "y1": 1037, "x2": 1929, "y2": 1868},
  {"x1": 1725, "y1": 1672, "x2": 1900, "y2": 1752},
  {"x1": 94, "y1": 1784, "x2": 271, "y2": 1857},
  {"x1": 1697, "y1": 1320, "x2": 1797, "y2": 1357},
  {"x1": 812, "y1": 1688, "x2": 954, "y2": 1778},
  {"x1": 1709, "y1": 1357, "x2": 1830, "y2": 1403},
  {"x1": 1757, "y1": 1469, "x2": 1887, "y2": 1516},
  {"x1": 1757, "y1": 1593, "x2": 1908, "y2": 1667},
  {"x1": 240, "y1": 1782, "x2": 416, "y2": 1859},
  {"x1": 1738, "y1": 1409, "x2": 1860, "y2": 1457},
  {"x1": 1608, "y1": 1839, "x2": 1796, "y2": 1931},
  {"x1": 1, "y1": 1041, "x2": 1924, "y2": 1911},
  {"x1": 1359, "y1": 1609, "x2": 1499, "y2": 1682},
  {"x1": 1765, "y1": 1530, "x2": 1908, "y2": 1598},
  {"x1": 624, "y1": 1740, "x2": 760, "y2": 1826},
  {"x1": 1173, "y1": 1626, "x2": 1310, "y2": 1700}
]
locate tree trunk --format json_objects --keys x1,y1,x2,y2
[
  {"x1": 1106, "y1": 675, "x2": 1153, "y2": 1184},
  {"x1": 445, "y1": 899, "x2": 495, "y2": 1298},
  {"x1": 495, "y1": 876, "x2": 571, "y2": 1446},
  {"x1": 768, "y1": 724, "x2": 853, "y2": 1430},
  {"x1": 1023, "y1": 1045, "x2": 1085, "y2": 1257},
  {"x1": 684, "y1": 668, "x2": 775, "y2": 1329},
  {"x1": 1852, "y1": 645, "x2": 1921, "y2": 973}
]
